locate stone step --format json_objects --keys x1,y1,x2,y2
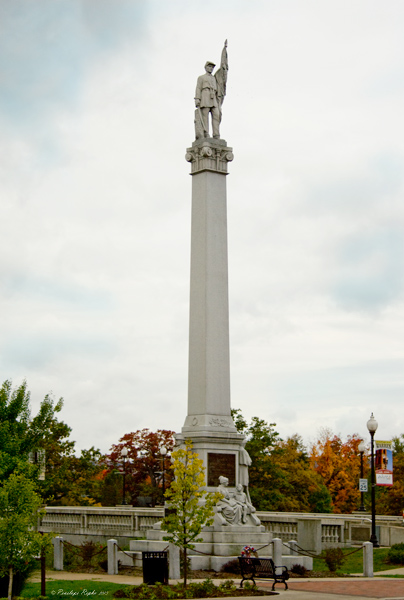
[
  {"x1": 145, "y1": 528, "x2": 271, "y2": 544},
  {"x1": 126, "y1": 547, "x2": 312, "y2": 573},
  {"x1": 129, "y1": 539, "x2": 168, "y2": 552}
]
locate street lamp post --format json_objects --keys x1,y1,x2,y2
[
  {"x1": 121, "y1": 447, "x2": 128, "y2": 505},
  {"x1": 160, "y1": 446, "x2": 167, "y2": 504},
  {"x1": 367, "y1": 413, "x2": 379, "y2": 547},
  {"x1": 358, "y1": 440, "x2": 366, "y2": 512}
]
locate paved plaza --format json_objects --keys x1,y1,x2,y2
[{"x1": 29, "y1": 569, "x2": 404, "y2": 600}]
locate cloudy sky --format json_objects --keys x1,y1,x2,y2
[{"x1": 1, "y1": 0, "x2": 403, "y2": 454}]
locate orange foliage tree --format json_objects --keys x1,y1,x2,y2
[
  {"x1": 310, "y1": 429, "x2": 367, "y2": 514},
  {"x1": 104, "y1": 429, "x2": 175, "y2": 506}
]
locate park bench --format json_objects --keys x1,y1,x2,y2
[{"x1": 238, "y1": 556, "x2": 289, "y2": 590}]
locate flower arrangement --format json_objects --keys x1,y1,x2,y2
[{"x1": 241, "y1": 545, "x2": 258, "y2": 558}]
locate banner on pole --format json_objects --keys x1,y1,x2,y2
[{"x1": 375, "y1": 440, "x2": 393, "y2": 486}]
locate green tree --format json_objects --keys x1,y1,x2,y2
[
  {"x1": 231, "y1": 410, "x2": 282, "y2": 508},
  {"x1": 0, "y1": 473, "x2": 48, "y2": 600},
  {"x1": 0, "y1": 379, "x2": 105, "y2": 506},
  {"x1": 0, "y1": 379, "x2": 64, "y2": 481},
  {"x1": 161, "y1": 442, "x2": 222, "y2": 586}
]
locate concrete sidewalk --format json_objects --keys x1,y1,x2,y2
[{"x1": 29, "y1": 570, "x2": 404, "y2": 600}]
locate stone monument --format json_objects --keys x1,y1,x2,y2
[
  {"x1": 129, "y1": 42, "x2": 274, "y2": 570},
  {"x1": 175, "y1": 42, "x2": 271, "y2": 565},
  {"x1": 177, "y1": 41, "x2": 259, "y2": 520}
]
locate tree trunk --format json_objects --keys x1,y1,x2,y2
[
  {"x1": 41, "y1": 547, "x2": 46, "y2": 596},
  {"x1": 8, "y1": 566, "x2": 13, "y2": 600},
  {"x1": 184, "y1": 547, "x2": 187, "y2": 587}
]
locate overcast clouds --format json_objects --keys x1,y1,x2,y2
[{"x1": 1, "y1": 0, "x2": 403, "y2": 453}]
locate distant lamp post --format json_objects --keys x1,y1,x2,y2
[
  {"x1": 367, "y1": 413, "x2": 379, "y2": 547},
  {"x1": 160, "y1": 446, "x2": 167, "y2": 503},
  {"x1": 121, "y1": 447, "x2": 129, "y2": 505},
  {"x1": 358, "y1": 440, "x2": 366, "y2": 512}
]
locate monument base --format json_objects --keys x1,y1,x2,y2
[
  {"x1": 128, "y1": 523, "x2": 312, "y2": 571},
  {"x1": 128, "y1": 521, "x2": 272, "y2": 571}
]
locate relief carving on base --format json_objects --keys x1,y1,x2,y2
[{"x1": 209, "y1": 417, "x2": 232, "y2": 428}]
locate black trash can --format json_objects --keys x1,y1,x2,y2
[{"x1": 142, "y1": 551, "x2": 168, "y2": 585}]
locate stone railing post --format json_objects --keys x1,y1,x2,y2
[
  {"x1": 272, "y1": 537, "x2": 282, "y2": 572},
  {"x1": 107, "y1": 539, "x2": 118, "y2": 575},
  {"x1": 52, "y1": 536, "x2": 64, "y2": 571},
  {"x1": 169, "y1": 543, "x2": 180, "y2": 580},
  {"x1": 363, "y1": 541, "x2": 373, "y2": 577},
  {"x1": 287, "y1": 540, "x2": 298, "y2": 556}
]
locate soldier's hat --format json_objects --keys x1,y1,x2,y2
[{"x1": 205, "y1": 61, "x2": 216, "y2": 68}]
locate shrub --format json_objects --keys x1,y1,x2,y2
[
  {"x1": 220, "y1": 558, "x2": 240, "y2": 574},
  {"x1": 290, "y1": 563, "x2": 309, "y2": 576},
  {"x1": 188, "y1": 578, "x2": 217, "y2": 598},
  {"x1": 99, "y1": 558, "x2": 108, "y2": 572},
  {"x1": 63, "y1": 540, "x2": 107, "y2": 571},
  {"x1": 321, "y1": 548, "x2": 345, "y2": 572},
  {"x1": 387, "y1": 543, "x2": 404, "y2": 565},
  {"x1": 218, "y1": 580, "x2": 236, "y2": 593}
]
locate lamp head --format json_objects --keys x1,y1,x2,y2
[
  {"x1": 358, "y1": 440, "x2": 366, "y2": 453},
  {"x1": 160, "y1": 446, "x2": 167, "y2": 456},
  {"x1": 367, "y1": 413, "x2": 378, "y2": 434},
  {"x1": 121, "y1": 447, "x2": 129, "y2": 458}
]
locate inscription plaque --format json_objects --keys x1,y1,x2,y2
[{"x1": 207, "y1": 453, "x2": 236, "y2": 487}]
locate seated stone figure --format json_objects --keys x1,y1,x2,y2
[
  {"x1": 216, "y1": 476, "x2": 243, "y2": 526},
  {"x1": 234, "y1": 483, "x2": 261, "y2": 526}
]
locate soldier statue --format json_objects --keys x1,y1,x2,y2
[{"x1": 194, "y1": 40, "x2": 228, "y2": 140}]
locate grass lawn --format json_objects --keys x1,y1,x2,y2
[
  {"x1": 21, "y1": 579, "x2": 131, "y2": 598},
  {"x1": 312, "y1": 547, "x2": 398, "y2": 574}
]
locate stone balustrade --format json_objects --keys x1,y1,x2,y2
[
  {"x1": 39, "y1": 506, "x2": 164, "y2": 545},
  {"x1": 40, "y1": 506, "x2": 403, "y2": 550}
]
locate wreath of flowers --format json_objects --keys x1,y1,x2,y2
[{"x1": 241, "y1": 545, "x2": 258, "y2": 558}]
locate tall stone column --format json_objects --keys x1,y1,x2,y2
[
  {"x1": 178, "y1": 137, "x2": 245, "y2": 492},
  {"x1": 184, "y1": 138, "x2": 235, "y2": 433}
]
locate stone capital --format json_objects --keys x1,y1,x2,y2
[{"x1": 185, "y1": 139, "x2": 234, "y2": 175}]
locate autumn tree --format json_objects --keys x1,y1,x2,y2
[
  {"x1": 105, "y1": 429, "x2": 176, "y2": 506},
  {"x1": 310, "y1": 428, "x2": 366, "y2": 513},
  {"x1": 161, "y1": 442, "x2": 222, "y2": 587},
  {"x1": 40, "y1": 445, "x2": 105, "y2": 506},
  {"x1": 231, "y1": 410, "x2": 331, "y2": 512},
  {"x1": 274, "y1": 435, "x2": 332, "y2": 513}
]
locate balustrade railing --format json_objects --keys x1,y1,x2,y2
[
  {"x1": 321, "y1": 524, "x2": 341, "y2": 544},
  {"x1": 40, "y1": 506, "x2": 402, "y2": 549},
  {"x1": 40, "y1": 507, "x2": 163, "y2": 537}
]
